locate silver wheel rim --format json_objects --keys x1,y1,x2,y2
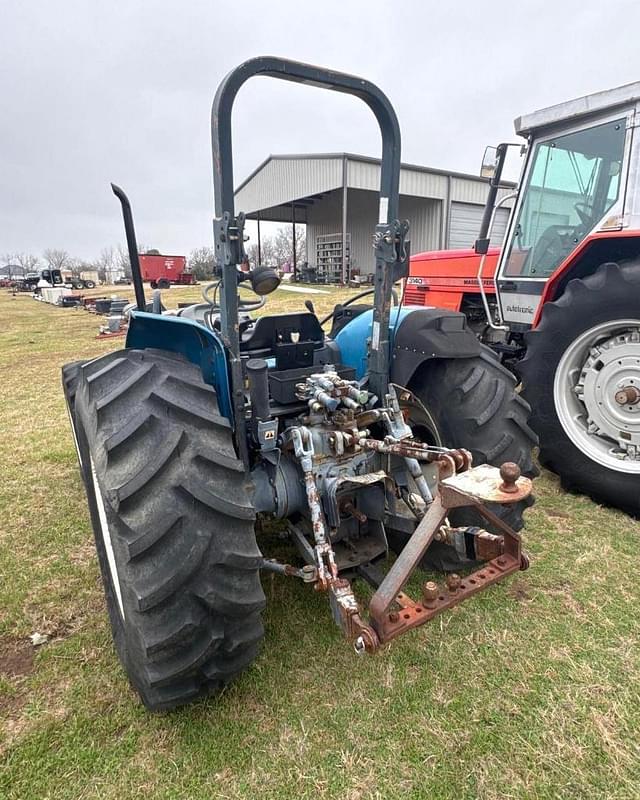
[
  {"x1": 89, "y1": 455, "x2": 126, "y2": 619},
  {"x1": 554, "y1": 319, "x2": 640, "y2": 473}
]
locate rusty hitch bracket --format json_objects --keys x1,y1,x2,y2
[
  {"x1": 365, "y1": 470, "x2": 530, "y2": 649},
  {"x1": 286, "y1": 420, "x2": 531, "y2": 655}
]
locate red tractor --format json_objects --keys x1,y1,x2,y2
[
  {"x1": 408, "y1": 81, "x2": 640, "y2": 516},
  {"x1": 138, "y1": 253, "x2": 196, "y2": 289}
]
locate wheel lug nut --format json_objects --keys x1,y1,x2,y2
[{"x1": 615, "y1": 386, "x2": 640, "y2": 405}]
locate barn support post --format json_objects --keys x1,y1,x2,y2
[
  {"x1": 341, "y1": 155, "x2": 348, "y2": 284},
  {"x1": 292, "y1": 202, "x2": 297, "y2": 279}
]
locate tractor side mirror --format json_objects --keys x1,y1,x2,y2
[{"x1": 480, "y1": 146, "x2": 499, "y2": 179}]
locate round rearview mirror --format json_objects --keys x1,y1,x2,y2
[{"x1": 249, "y1": 265, "x2": 281, "y2": 296}]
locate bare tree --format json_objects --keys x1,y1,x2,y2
[
  {"x1": 188, "y1": 246, "x2": 217, "y2": 280},
  {"x1": 14, "y1": 253, "x2": 40, "y2": 273},
  {"x1": 93, "y1": 246, "x2": 117, "y2": 283},
  {"x1": 116, "y1": 243, "x2": 133, "y2": 278},
  {"x1": 43, "y1": 248, "x2": 72, "y2": 271},
  {"x1": 117, "y1": 242, "x2": 148, "y2": 278},
  {"x1": 246, "y1": 237, "x2": 277, "y2": 267},
  {"x1": 1, "y1": 254, "x2": 23, "y2": 278},
  {"x1": 272, "y1": 225, "x2": 306, "y2": 267},
  {"x1": 67, "y1": 257, "x2": 90, "y2": 278}
]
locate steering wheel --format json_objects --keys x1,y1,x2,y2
[
  {"x1": 574, "y1": 202, "x2": 594, "y2": 228},
  {"x1": 528, "y1": 224, "x2": 575, "y2": 275},
  {"x1": 202, "y1": 280, "x2": 266, "y2": 312},
  {"x1": 320, "y1": 287, "x2": 399, "y2": 326}
]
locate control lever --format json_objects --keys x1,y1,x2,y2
[{"x1": 304, "y1": 299, "x2": 316, "y2": 314}]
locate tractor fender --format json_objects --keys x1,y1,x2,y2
[
  {"x1": 125, "y1": 311, "x2": 233, "y2": 421},
  {"x1": 333, "y1": 306, "x2": 481, "y2": 385},
  {"x1": 391, "y1": 307, "x2": 481, "y2": 387},
  {"x1": 532, "y1": 231, "x2": 640, "y2": 325}
]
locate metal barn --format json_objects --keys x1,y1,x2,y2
[{"x1": 234, "y1": 153, "x2": 513, "y2": 281}]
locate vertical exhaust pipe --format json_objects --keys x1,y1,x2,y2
[{"x1": 110, "y1": 183, "x2": 146, "y2": 312}]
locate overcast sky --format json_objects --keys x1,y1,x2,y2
[{"x1": 3, "y1": 0, "x2": 640, "y2": 262}]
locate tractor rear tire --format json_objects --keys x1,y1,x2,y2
[
  {"x1": 62, "y1": 360, "x2": 85, "y2": 414},
  {"x1": 157, "y1": 278, "x2": 170, "y2": 290},
  {"x1": 389, "y1": 347, "x2": 537, "y2": 570},
  {"x1": 520, "y1": 260, "x2": 640, "y2": 516},
  {"x1": 67, "y1": 348, "x2": 265, "y2": 710},
  {"x1": 63, "y1": 360, "x2": 89, "y2": 484}
]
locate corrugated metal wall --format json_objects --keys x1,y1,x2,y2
[
  {"x1": 450, "y1": 176, "x2": 513, "y2": 205},
  {"x1": 347, "y1": 159, "x2": 449, "y2": 199},
  {"x1": 306, "y1": 189, "x2": 442, "y2": 275},
  {"x1": 236, "y1": 154, "x2": 511, "y2": 217},
  {"x1": 399, "y1": 195, "x2": 442, "y2": 258},
  {"x1": 448, "y1": 203, "x2": 510, "y2": 249},
  {"x1": 235, "y1": 157, "x2": 343, "y2": 215}
]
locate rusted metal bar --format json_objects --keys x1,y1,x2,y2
[
  {"x1": 374, "y1": 551, "x2": 522, "y2": 645},
  {"x1": 360, "y1": 438, "x2": 472, "y2": 475},
  {"x1": 260, "y1": 558, "x2": 317, "y2": 582},
  {"x1": 366, "y1": 463, "x2": 530, "y2": 648},
  {"x1": 369, "y1": 494, "x2": 447, "y2": 621}
]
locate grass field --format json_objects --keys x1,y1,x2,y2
[{"x1": 1, "y1": 284, "x2": 640, "y2": 800}]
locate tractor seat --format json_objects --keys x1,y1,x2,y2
[{"x1": 240, "y1": 312, "x2": 325, "y2": 369}]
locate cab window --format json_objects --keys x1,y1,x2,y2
[{"x1": 504, "y1": 118, "x2": 626, "y2": 277}]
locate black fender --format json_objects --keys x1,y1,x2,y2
[{"x1": 390, "y1": 307, "x2": 481, "y2": 387}]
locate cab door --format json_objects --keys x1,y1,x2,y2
[{"x1": 496, "y1": 112, "x2": 630, "y2": 327}]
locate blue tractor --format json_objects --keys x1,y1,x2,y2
[{"x1": 63, "y1": 57, "x2": 535, "y2": 711}]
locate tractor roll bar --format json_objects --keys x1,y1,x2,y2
[
  {"x1": 211, "y1": 56, "x2": 401, "y2": 230},
  {"x1": 211, "y1": 56, "x2": 403, "y2": 457}
]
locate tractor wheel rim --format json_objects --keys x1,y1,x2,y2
[
  {"x1": 89, "y1": 455, "x2": 126, "y2": 619},
  {"x1": 554, "y1": 319, "x2": 640, "y2": 473}
]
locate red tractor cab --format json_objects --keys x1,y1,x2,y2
[{"x1": 408, "y1": 80, "x2": 640, "y2": 517}]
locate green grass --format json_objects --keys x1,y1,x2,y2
[{"x1": 1, "y1": 284, "x2": 640, "y2": 799}]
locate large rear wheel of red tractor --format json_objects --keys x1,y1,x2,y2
[{"x1": 520, "y1": 260, "x2": 640, "y2": 516}]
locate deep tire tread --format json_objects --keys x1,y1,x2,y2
[
  {"x1": 127, "y1": 511, "x2": 184, "y2": 560},
  {"x1": 115, "y1": 429, "x2": 185, "y2": 503},
  {"x1": 94, "y1": 362, "x2": 155, "y2": 411},
  {"x1": 65, "y1": 348, "x2": 264, "y2": 710},
  {"x1": 410, "y1": 347, "x2": 538, "y2": 481},
  {"x1": 521, "y1": 259, "x2": 640, "y2": 515}
]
